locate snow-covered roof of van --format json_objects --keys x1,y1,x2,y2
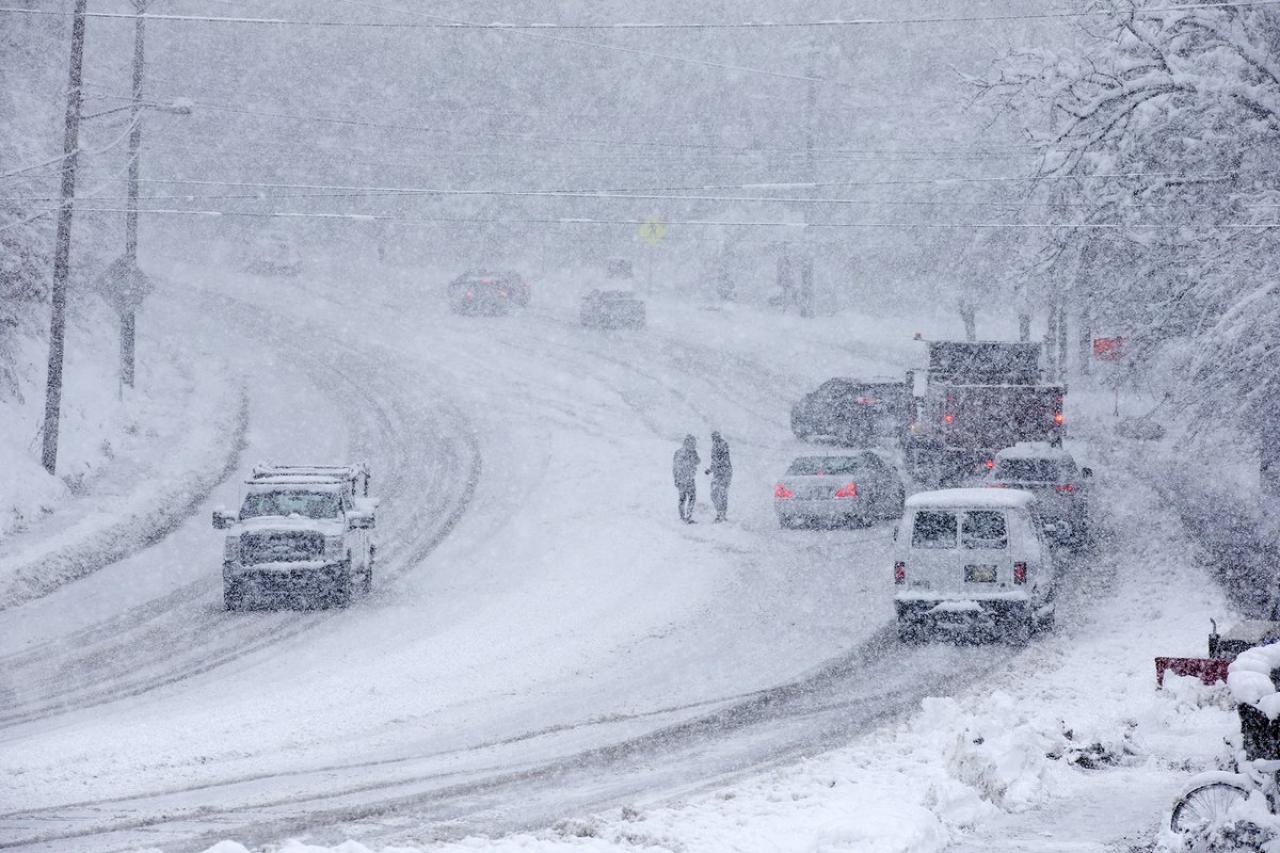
[
  {"x1": 994, "y1": 442, "x2": 1076, "y2": 461},
  {"x1": 905, "y1": 488, "x2": 1036, "y2": 509}
]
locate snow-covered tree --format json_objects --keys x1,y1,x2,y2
[{"x1": 979, "y1": 0, "x2": 1280, "y2": 447}]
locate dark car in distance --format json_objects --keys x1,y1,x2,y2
[
  {"x1": 791, "y1": 378, "x2": 911, "y2": 446},
  {"x1": 448, "y1": 271, "x2": 530, "y2": 315},
  {"x1": 580, "y1": 289, "x2": 646, "y2": 329}
]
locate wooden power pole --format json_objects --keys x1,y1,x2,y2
[{"x1": 41, "y1": 0, "x2": 89, "y2": 475}]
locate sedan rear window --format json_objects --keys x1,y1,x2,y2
[
  {"x1": 787, "y1": 457, "x2": 864, "y2": 476},
  {"x1": 961, "y1": 511, "x2": 1008, "y2": 549},
  {"x1": 912, "y1": 510, "x2": 956, "y2": 548},
  {"x1": 995, "y1": 459, "x2": 1060, "y2": 482}
]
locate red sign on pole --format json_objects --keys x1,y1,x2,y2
[{"x1": 1093, "y1": 336, "x2": 1127, "y2": 362}]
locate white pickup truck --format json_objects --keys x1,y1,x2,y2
[{"x1": 213, "y1": 464, "x2": 376, "y2": 610}]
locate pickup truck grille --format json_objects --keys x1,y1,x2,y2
[{"x1": 240, "y1": 531, "x2": 324, "y2": 565}]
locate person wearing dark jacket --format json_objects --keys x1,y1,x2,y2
[
  {"x1": 673, "y1": 434, "x2": 700, "y2": 523},
  {"x1": 706, "y1": 431, "x2": 732, "y2": 522}
]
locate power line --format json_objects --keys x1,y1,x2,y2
[
  {"x1": 33, "y1": 204, "x2": 1280, "y2": 231},
  {"x1": 4, "y1": 1, "x2": 1280, "y2": 29},
  {"x1": 0, "y1": 187, "x2": 1231, "y2": 212},
  {"x1": 0, "y1": 113, "x2": 144, "y2": 182},
  {"x1": 107, "y1": 169, "x2": 1234, "y2": 196}
]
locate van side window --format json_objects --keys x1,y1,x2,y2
[
  {"x1": 962, "y1": 511, "x2": 1008, "y2": 549},
  {"x1": 912, "y1": 511, "x2": 957, "y2": 548}
]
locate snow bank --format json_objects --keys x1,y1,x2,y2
[
  {"x1": 197, "y1": 432, "x2": 1240, "y2": 853},
  {"x1": 1229, "y1": 644, "x2": 1280, "y2": 718},
  {"x1": 0, "y1": 313, "x2": 246, "y2": 609}
]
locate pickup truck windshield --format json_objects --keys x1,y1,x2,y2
[{"x1": 240, "y1": 490, "x2": 340, "y2": 520}]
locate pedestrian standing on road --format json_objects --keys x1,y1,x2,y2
[
  {"x1": 706, "y1": 431, "x2": 732, "y2": 523},
  {"x1": 673, "y1": 434, "x2": 700, "y2": 523}
]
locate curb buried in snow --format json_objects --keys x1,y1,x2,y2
[{"x1": 0, "y1": 383, "x2": 249, "y2": 611}]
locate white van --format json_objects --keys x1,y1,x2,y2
[{"x1": 893, "y1": 488, "x2": 1054, "y2": 642}]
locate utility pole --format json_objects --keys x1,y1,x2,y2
[
  {"x1": 799, "y1": 35, "x2": 819, "y2": 318},
  {"x1": 41, "y1": 0, "x2": 89, "y2": 475},
  {"x1": 121, "y1": 0, "x2": 147, "y2": 388}
]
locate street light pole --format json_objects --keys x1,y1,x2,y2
[
  {"x1": 121, "y1": 0, "x2": 147, "y2": 388},
  {"x1": 41, "y1": 0, "x2": 89, "y2": 475}
]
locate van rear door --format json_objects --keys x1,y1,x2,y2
[{"x1": 906, "y1": 507, "x2": 1014, "y2": 595}]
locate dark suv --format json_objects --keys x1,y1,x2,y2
[
  {"x1": 447, "y1": 271, "x2": 530, "y2": 315},
  {"x1": 791, "y1": 378, "x2": 910, "y2": 445}
]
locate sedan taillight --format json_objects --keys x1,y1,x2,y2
[
  {"x1": 834, "y1": 483, "x2": 859, "y2": 498},
  {"x1": 1013, "y1": 562, "x2": 1027, "y2": 584},
  {"x1": 774, "y1": 483, "x2": 794, "y2": 499}
]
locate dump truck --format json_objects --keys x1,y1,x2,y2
[{"x1": 905, "y1": 340, "x2": 1066, "y2": 485}]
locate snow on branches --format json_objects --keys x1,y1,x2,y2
[{"x1": 978, "y1": 0, "x2": 1280, "y2": 434}]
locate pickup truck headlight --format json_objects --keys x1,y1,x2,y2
[
  {"x1": 223, "y1": 535, "x2": 239, "y2": 562},
  {"x1": 324, "y1": 536, "x2": 345, "y2": 559}
]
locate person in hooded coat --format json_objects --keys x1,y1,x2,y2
[
  {"x1": 673, "y1": 434, "x2": 700, "y2": 523},
  {"x1": 706, "y1": 431, "x2": 732, "y2": 522}
]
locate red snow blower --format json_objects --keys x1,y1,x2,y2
[{"x1": 1156, "y1": 620, "x2": 1280, "y2": 687}]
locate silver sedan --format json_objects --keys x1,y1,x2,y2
[{"x1": 774, "y1": 452, "x2": 906, "y2": 528}]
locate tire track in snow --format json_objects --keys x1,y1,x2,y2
[{"x1": 0, "y1": 292, "x2": 481, "y2": 729}]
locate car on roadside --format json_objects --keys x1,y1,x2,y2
[
  {"x1": 448, "y1": 270, "x2": 530, "y2": 315},
  {"x1": 790, "y1": 377, "x2": 911, "y2": 446},
  {"x1": 773, "y1": 451, "x2": 906, "y2": 528},
  {"x1": 213, "y1": 463, "x2": 377, "y2": 611},
  {"x1": 983, "y1": 442, "x2": 1092, "y2": 547},
  {"x1": 893, "y1": 488, "x2": 1055, "y2": 643},
  {"x1": 580, "y1": 288, "x2": 646, "y2": 329}
]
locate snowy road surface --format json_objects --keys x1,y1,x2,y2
[
  {"x1": 0, "y1": 260, "x2": 1000, "y2": 851},
  {"x1": 0, "y1": 259, "x2": 1224, "y2": 853}
]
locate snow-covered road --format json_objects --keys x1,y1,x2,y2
[{"x1": 0, "y1": 260, "x2": 1086, "y2": 852}]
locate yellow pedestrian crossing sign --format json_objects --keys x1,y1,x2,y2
[{"x1": 638, "y1": 218, "x2": 667, "y2": 246}]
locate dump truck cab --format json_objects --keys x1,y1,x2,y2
[{"x1": 907, "y1": 340, "x2": 1067, "y2": 484}]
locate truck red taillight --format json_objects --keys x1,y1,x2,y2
[
  {"x1": 894, "y1": 561, "x2": 905, "y2": 585},
  {"x1": 774, "y1": 483, "x2": 794, "y2": 499},
  {"x1": 1013, "y1": 562, "x2": 1027, "y2": 584},
  {"x1": 834, "y1": 483, "x2": 859, "y2": 498}
]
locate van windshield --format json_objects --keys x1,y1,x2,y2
[{"x1": 912, "y1": 510, "x2": 956, "y2": 548}]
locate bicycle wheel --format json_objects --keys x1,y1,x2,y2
[{"x1": 1170, "y1": 780, "x2": 1252, "y2": 833}]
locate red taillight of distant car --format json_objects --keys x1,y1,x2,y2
[
  {"x1": 774, "y1": 483, "x2": 794, "y2": 499},
  {"x1": 943, "y1": 413, "x2": 955, "y2": 424},
  {"x1": 1054, "y1": 412, "x2": 1065, "y2": 425},
  {"x1": 834, "y1": 483, "x2": 859, "y2": 498},
  {"x1": 984, "y1": 459, "x2": 995, "y2": 470},
  {"x1": 894, "y1": 561, "x2": 906, "y2": 584},
  {"x1": 1055, "y1": 483, "x2": 1075, "y2": 493},
  {"x1": 1013, "y1": 562, "x2": 1027, "y2": 584}
]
